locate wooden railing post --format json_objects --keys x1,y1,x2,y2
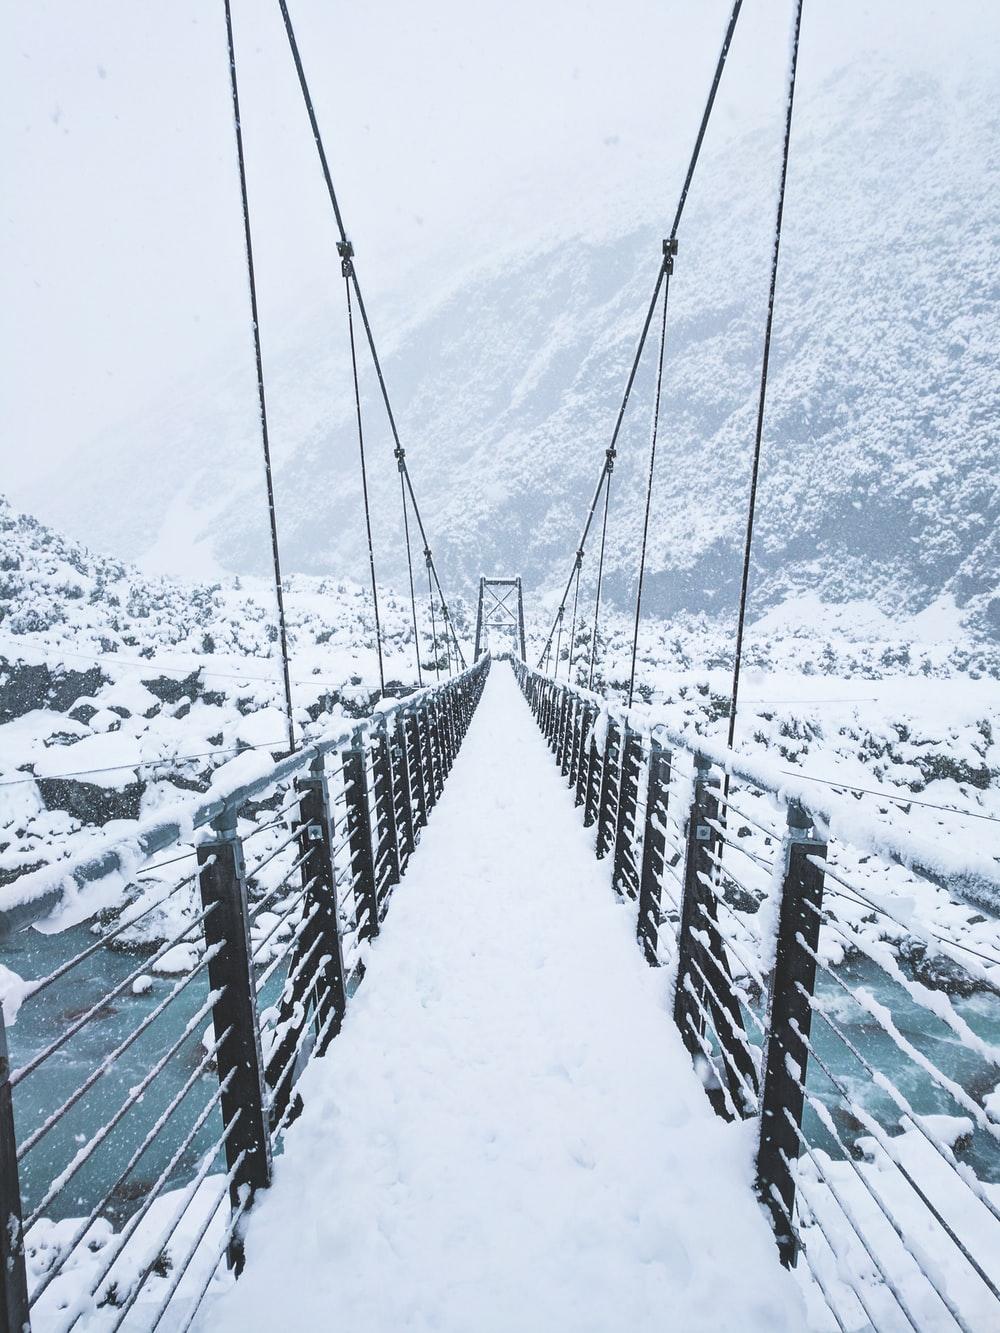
[
  {"x1": 757, "y1": 800, "x2": 828, "y2": 1267},
  {"x1": 0, "y1": 1009, "x2": 30, "y2": 1333},
  {"x1": 636, "y1": 738, "x2": 672, "y2": 965},
  {"x1": 197, "y1": 809, "x2": 272, "y2": 1268},
  {"x1": 342, "y1": 728, "x2": 380, "y2": 941}
]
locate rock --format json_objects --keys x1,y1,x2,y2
[
  {"x1": 0, "y1": 660, "x2": 107, "y2": 722},
  {"x1": 140, "y1": 669, "x2": 203, "y2": 705},
  {"x1": 898, "y1": 938, "x2": 995, "y2": 997},
  {"x1": 36, "y1": 777, "x2": 145, "y2": 825}
]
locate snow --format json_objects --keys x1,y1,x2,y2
[{"x1": 199, "y1": 664, "x2": 803, "y2": 1331}]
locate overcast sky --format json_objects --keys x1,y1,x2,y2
[{"x1": 2, "y1": 0, "x2": 996, "y2": 508}]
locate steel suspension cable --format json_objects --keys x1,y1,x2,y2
[
  {"x1": 727, "y1": 0, "x2": 804, "y2": 752},
  {"x1": 274, "y1": 0, "x2": 466, "y2": 670},
  {"x1": 343, "y1": 263, "x2": 386, "y2": 693},
  {"x1": 627, "y1": 274, "x2": 670, "y2": 706},
  {"x1": 222, "y1": 0, "x2": 296, "y2": 753},
  {"x1": 538, "y1": 0, "x2": 746, "y2": 672}
]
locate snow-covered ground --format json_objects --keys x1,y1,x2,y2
[
  {"x1": 197, "y1": 665, "x2": 804, "y2": 1332},
  {"x1": 0, "y1": 495, "x2": 472, "y2": 939}
]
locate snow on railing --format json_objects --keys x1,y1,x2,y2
[
  {"x1": 512, "y1": 660, "x2": 1000, "y2": 1333},
  {"x1": 0, "y1": 656, "x2": 490, "y2": 1333}
]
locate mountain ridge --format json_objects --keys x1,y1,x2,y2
[{"x1": 16, "y1": 59, "x2": 999, "y2": 639}]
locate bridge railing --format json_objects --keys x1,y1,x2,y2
[
  {"x1": 512, "y1": 659, "x2": 1000, "y2": 1331},
  {"x1": 0, "y1": 655, "x2": 489, "y2": 1333}
]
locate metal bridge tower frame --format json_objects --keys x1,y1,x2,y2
[{"x1": 474, "y1": 577, "x2": 527, "y2": 661}]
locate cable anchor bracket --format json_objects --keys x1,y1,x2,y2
[
  {"x1": 337, "y1": 239, "x2": 355, "y2": 277},
  {"x1": 662, "y1": 237, "x2": 678, "y2": 274}
]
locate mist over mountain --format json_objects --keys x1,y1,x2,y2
[{"x1": 22, "y1": 58, "x2": 999, "y2": 638}]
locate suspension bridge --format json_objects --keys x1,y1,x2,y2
[{"x1": 2, "y1": 0, "x2": 998, "y2": 1330}]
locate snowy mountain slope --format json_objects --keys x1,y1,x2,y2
[{"x1": 20, "y1": 60, "x2": 1000, "y2": 636}]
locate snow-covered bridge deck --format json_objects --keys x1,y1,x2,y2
[{"x1": 201, "y1": 666, "x2": 801, "y2": 1331}]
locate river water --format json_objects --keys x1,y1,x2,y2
[{"x1": 5, "y1": 918, "x2": 999, "y2": 1232}]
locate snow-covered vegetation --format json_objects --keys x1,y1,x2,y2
[{"x1": 0, "y1": 494, "x2": 471, "y2": 920}]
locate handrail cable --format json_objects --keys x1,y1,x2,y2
[
  {"x1": 538, "y1": 0, "x2": 746, "y2": 670},
  {"x1": 273, "y1": 0, "x2": 467, "y2": 672},
  {"x1": 222, "y1": 0, "x2": 296, "y2": 752}
]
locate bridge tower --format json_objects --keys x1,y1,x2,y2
[{"x1": 474, "y1": 576, "x2": 527, "y2": 661}]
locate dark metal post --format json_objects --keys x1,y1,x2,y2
[
  {"x1": 442, "y1": 688, "x2": 458, "y2": 772},
  {"x1": 757, "y1": 801, "x2": 828, "y2": 1266},
  {"x1": 265, "y1": 759, "x2": 350, "y2": 1127},
  {"x1": 417, "y1": 698, "x2": 437, "y2": 812},
  {"x1": 516, "y1": 576, "x2": 527, "y2": 659},
  {"x1": 0, "y1": 1010, "x2": 30, "y2": 1333},
  {"x1": 583, "y1": 714, "x2": 603, "y2": 829},
  {"x1": 560, "y1": 694, "x2": 577, "y2": 780},
  {"x1": 342, "y1": 729, "x2": 380, "y2": 941},
  {"x1": 595, "y1": 718, "x2": 621, "y2": 859},
  {"x1": 611, "y1": 727, "x2": 643, "y2": 899},
  {"x1": 474, "y1": 576, "x2": 485, "y2": 660},
  {"x1": 549, "y1": 683, "x2": 560, "y2": 749},
  {"x1": 673, "y1": 755, "x2": 759, "y2": 1120},
  {"x1": 294, "y1": 759, "x2": 348, "y2": 1050},
  {"x1": 673, "y1": 754, "x2": 719, "y2": 1049},
  {"x1": 575, "y1": 703, "x2": 596, "y2": 809},
  {"x1": 637, "y1": 739, "x2": 672, "y2": 964},
  {"x1": 405, "y1": 706, "x2": 428, "y2": 831},
  {"x1": 197, "y1": 811, "x2": 272, "y2": 1266},
  {"x1": 393, "y1": 712, "x2": 416, "y2": 863},
  {"x1": 566, "y1": 695, "x2": 580, "y2": 787},
  {"x1": 556, "y1": 688, "x2": 570, "y2": 770},
  {"x1": 371, "y1": 718, "x2": 401, "y2": 908},
  {"x1": 427, "y1": 695, "x2": 444, "y2": 802}
]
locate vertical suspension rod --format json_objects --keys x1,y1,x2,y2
[
  {"x1": 222, "y1": 0, "x2": 295, "y2": 753},
  {"x1": 727, "y1": 0, "x2": 804, "y2": 751},
  {"x1": 343, "y1": 264, "x2": 386, "y2": 693},
  {"x1": 627, "y1": 273, "x2": 670, "y2": 707}
]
